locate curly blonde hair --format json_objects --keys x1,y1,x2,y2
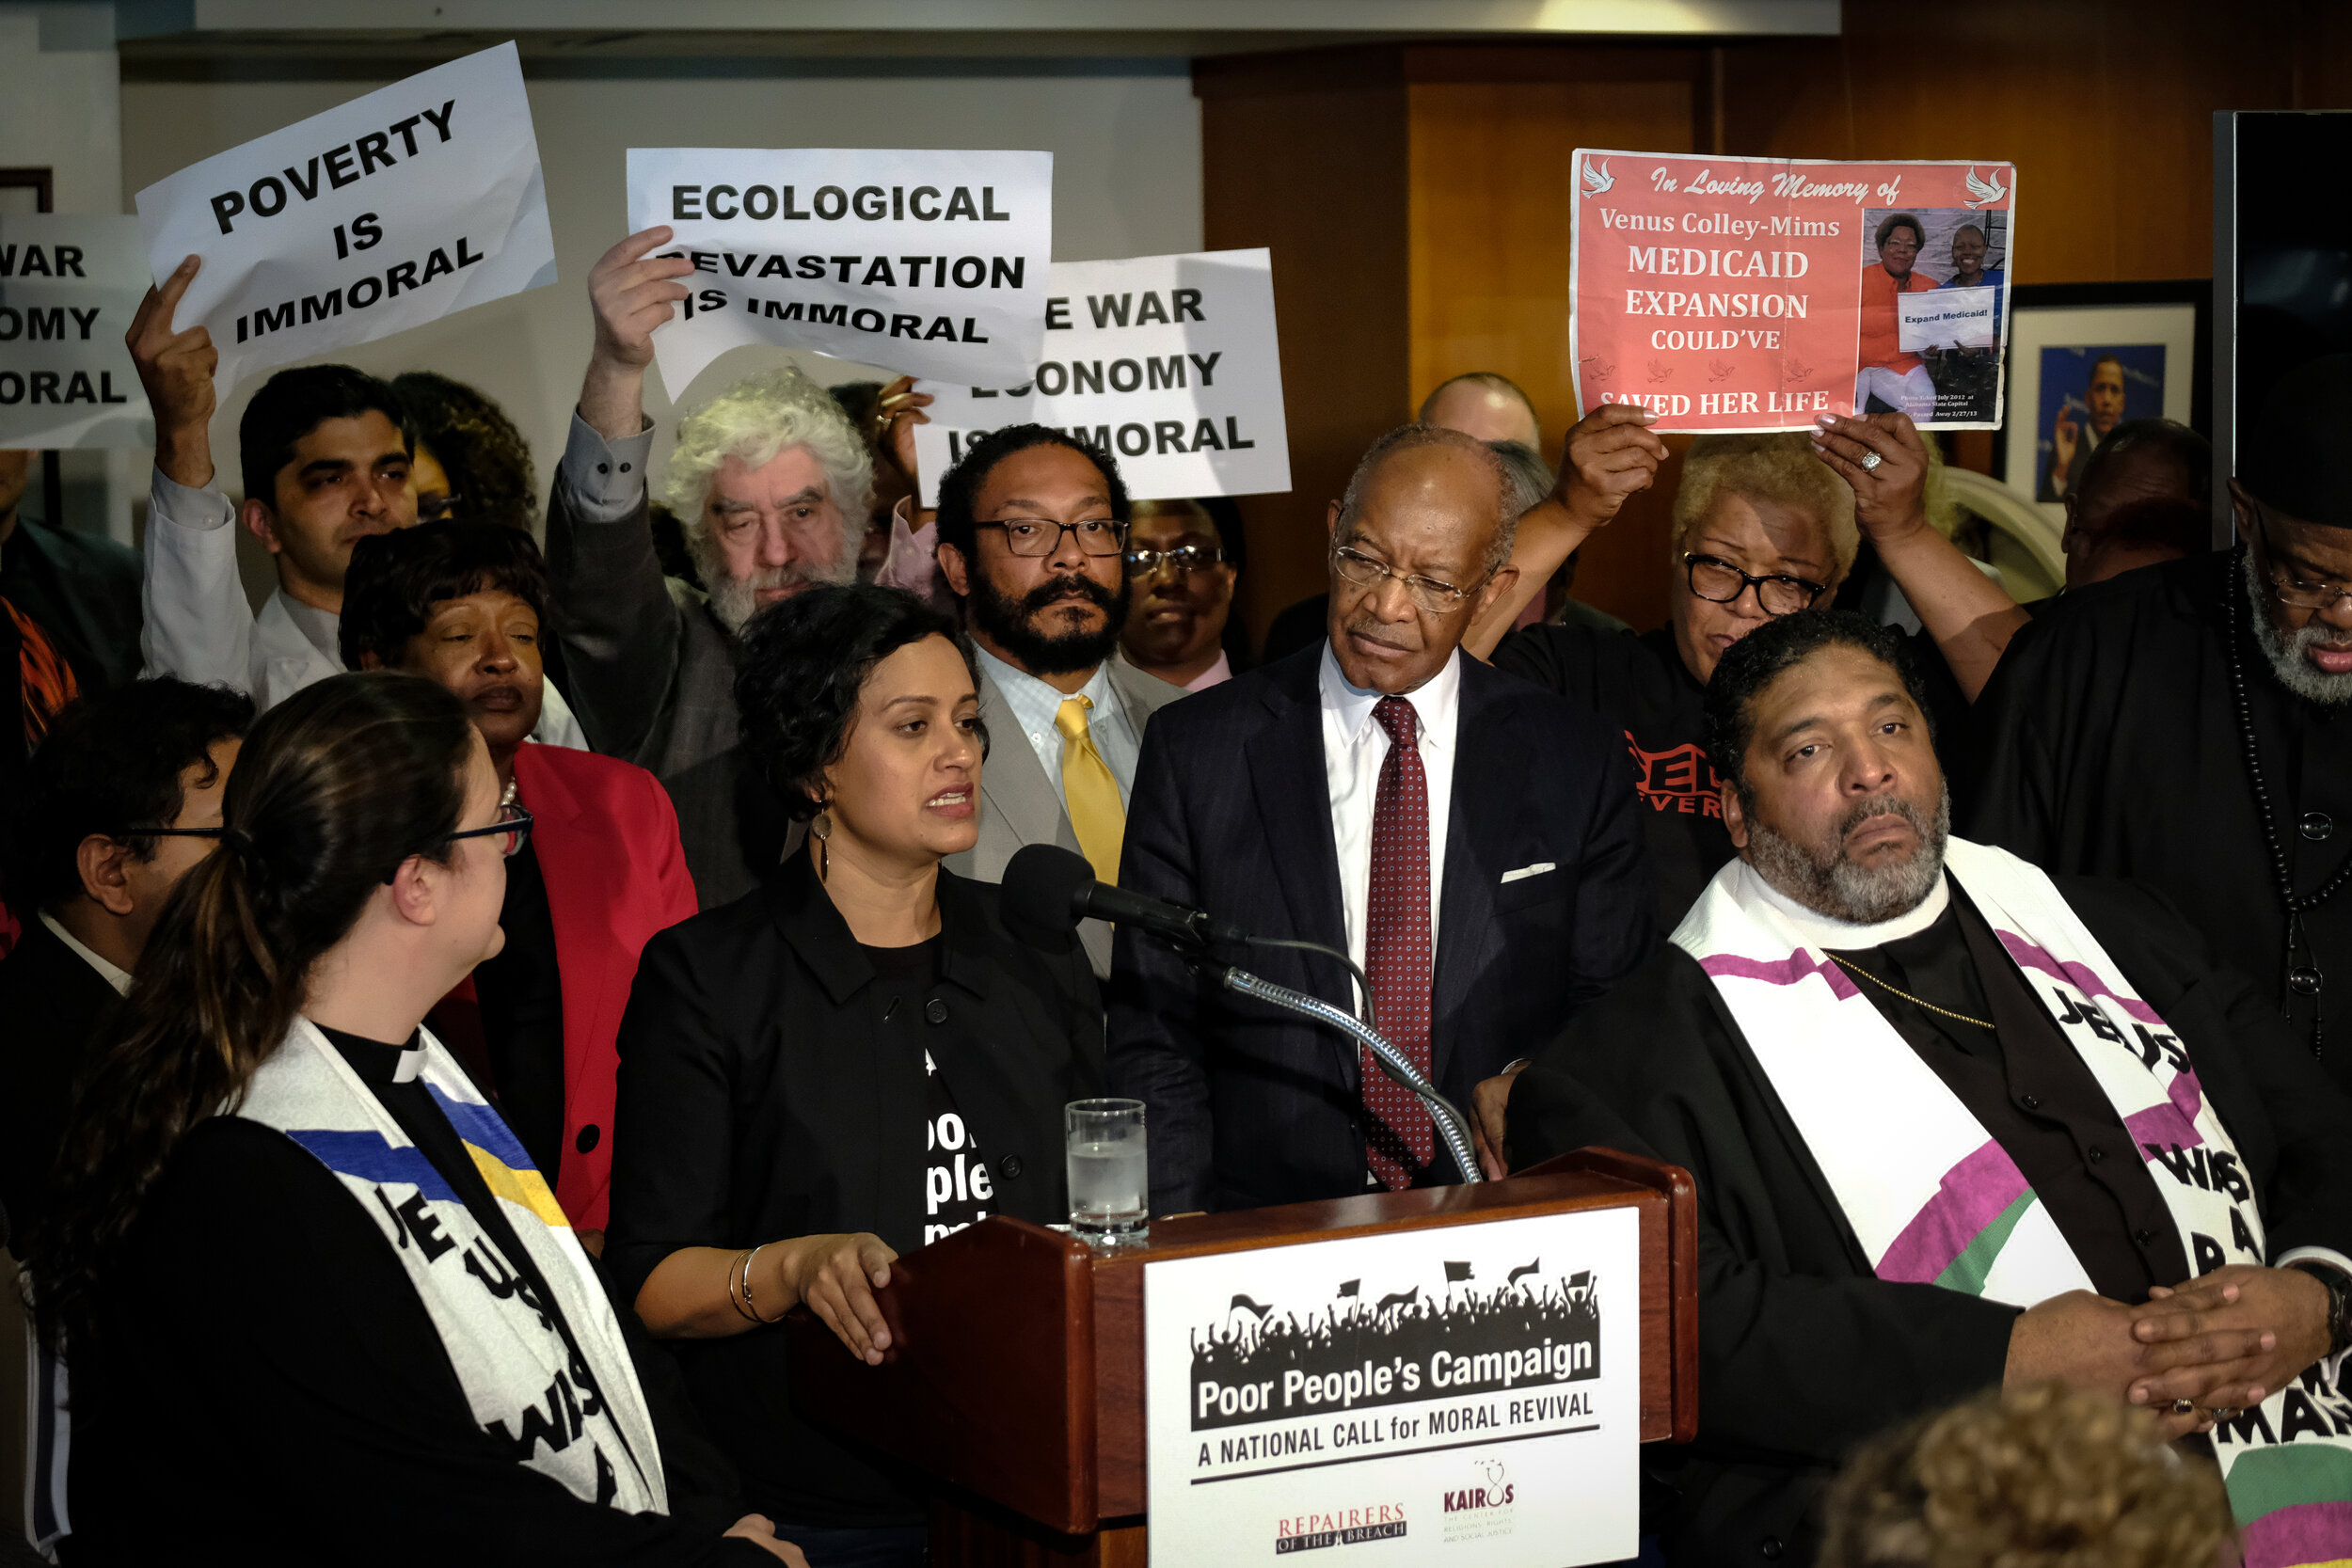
[
  {"x1": 1819, "y1": 1383, "x2": 2234, "y2": 1568},
  {"x1": 1671, "y1": 431, "x2": 1861, "y2": 583}
]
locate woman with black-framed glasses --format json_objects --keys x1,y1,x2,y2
[{"x1": 1490, "y1": 432, "x2": 1866, "y2": 927}]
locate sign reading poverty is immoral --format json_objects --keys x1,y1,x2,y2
[
  {"x1": 1569, "y1": 150, "x2": 2017, "y2": 432},
  {"x1": 134, "y1": 41, "x2": 556, "y2": 393},
  {"x1": 625, "y1": 147, "x2": 1052, "y2": 393},
  {"x1": 910, "y1": 249, "x2": 1290, "y2": 506},
  {"x1": 0, "y1": 214, "x2": 152, "y2": 448}
]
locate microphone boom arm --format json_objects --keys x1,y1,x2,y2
[{"x1": 1206, "y1": 960, "x2": 1485, "y2": 1187}]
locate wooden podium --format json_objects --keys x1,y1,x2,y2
[{"x1": 786, "y1": 1148, "x2": 1697, "y2": 1566}]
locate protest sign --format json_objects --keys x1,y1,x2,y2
[
  {"x1": 0, "y1": 214, "x2": 151, "y2": 448},
  {"x1": 135, "y1": 41, "x2": 555, "y2": 392},
  {"x1": 625, "y1": 148, "x2": 1052, "y2": 393},
  {"x1": 1569, "y1": 151, "x2": 2017, "y2": 431},
  {"x1": 909, "y1": 249, "x2": 1289, "y2": 506}
]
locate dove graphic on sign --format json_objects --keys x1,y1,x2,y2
[
  {"x1": 1963, "y1": 166, "x2": 2009, "y2": 209},
  {"x1": 1581, "y1": 158, "x2": 1615, "y2": 198}
]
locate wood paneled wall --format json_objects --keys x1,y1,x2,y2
[{"x1": 1200, "y1": 6, "x2": 2352, "y2": 638}]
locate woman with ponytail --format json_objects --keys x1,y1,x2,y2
[{"x1": 27, "y1": 672, "x2": 802, "y2": 1566}]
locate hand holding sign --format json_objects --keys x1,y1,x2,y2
[
  {"x1": 1809, "y1": 410, "x2": 1930, "y2": 545},
  {"x1": 125, "y1": 255, "x2": 219, "y2": 487},
  {"x1": 580, "y1": 226, "x2": 695, "y2": 442},
  {"x1": 1557, "y1": 403, "x2": 1668, "y2": 531}
]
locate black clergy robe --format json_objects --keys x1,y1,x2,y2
[
  {"x1": 1505, "y1": 871, "x2": 2352, "y2": 1567},
  {"x1": 1970, "y1": 549, "x2": 2352, "y2": 1092}
]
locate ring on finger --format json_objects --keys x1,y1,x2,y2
[
  {"x1": 1860, "y1": 451, "x2": 1883, "y2": 473},
  {"x1": 2170, "y1": 1397, "x2": 2196, "y2": 1417}
]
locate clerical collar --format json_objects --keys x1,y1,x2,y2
[
  {"x1": 310, "y1": 1020, "x2": 426, "y2": 1085},
  {"x1": 1735, "y1": 859, "x2": 1951, "y2": 949}
]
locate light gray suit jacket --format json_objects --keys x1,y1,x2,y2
[{"x1": 949, "y1": 653, "x2": 1185, "y2": 977}]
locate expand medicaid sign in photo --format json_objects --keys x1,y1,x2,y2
[{"x1": 1569, "y1": 150, "x2": 2017, "y2": 433}]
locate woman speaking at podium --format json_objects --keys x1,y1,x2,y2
[{"x1": 607, "y1": 584, "x2": 1104, "y2": 1568}]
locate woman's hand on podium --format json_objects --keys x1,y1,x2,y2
[
  {"x1": 725, "y1": 1513, "x2": 812, "y2": 1563},
  {"x1": 779, "y1": 1232, "x2": 901, "y2": 1366}
]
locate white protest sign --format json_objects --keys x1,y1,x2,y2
[
  {"x1": 1898, "y1": 286, "x2": 1998, "y2": 352},
  {"x1": 135, "y1": 41, "x2": 555, "y2": 392},
  {"x1": 0, "y1": 215, "x2": 152, "y2": 448},
  {"x1": 626, "y1": 148, "x2": 1051, "y2": 394},
  {"x1": 910, "y1": 248, "x2": 1290, "y2": 506},
  {"x1": 1144, "y1": 1208, "x2": 1641, "y2": 1568}
]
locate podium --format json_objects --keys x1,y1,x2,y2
[{"x1": 785, "y1": 1148, "x2": 1697, "y2": 1565}]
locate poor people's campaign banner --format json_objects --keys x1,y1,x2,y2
[
  {"x1": 626, "y1": 147, "x2": 1052, "y2": 392},
  {"x1": 911, "y1": 249, "x2": 1290, "y2": 506},
  {"x1": 0, "y1": 214, "x2": 152, "y2": 448},
  {"x1": 135, "y1": 42, "x2": 556, "y2": 392},
  {"x1": 1570, "y1": 150, "x2": 2017, "y2": 432}
]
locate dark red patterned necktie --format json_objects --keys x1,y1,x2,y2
[{"x1": 1363, "y1": 695, "x2": 1434, "y2": 1191}]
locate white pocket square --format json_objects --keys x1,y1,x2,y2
[{"x1": 1500, "y1": 862, "x2": 1556, "y2": 884}]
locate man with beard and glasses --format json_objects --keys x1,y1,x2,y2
[
  {"x1": 1973, "y1": 355, "x2": 2352, "y2": 1096},
  {"x1": 545, "y1": 227, "x2": 870, "y2": 906},
  {"x1": 1502, "y1": 610, "x2": 2352, "y2": 1568},
  {"x1": 1109, "y1": 424, "x2": 1652, "y2": 1213},
  {"x1": 930, "y1": 424, "x2": 1184, "y2": 978}
]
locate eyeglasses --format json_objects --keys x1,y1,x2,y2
[
  {"x1": 2251, "y1": 506, "x2": 2352, "y2": 611},
  {"x1": 1330, "y1": 545, "x2": 1485, "y2": 615},
  {"x1": 979, "y1": 517, "x2": 1128, "y2": 558},
  {"x1": 1124, "y1": 543, "x2": 1225, "y2": 578},
  {"x1": 446, "y1": 803, "x2": 534, "y2": 858},
  {"x1": 119, "y1": 825, "x2": 225, "y2": 840},
  {"x1": 1683, "y1": 553, "x2": 1829, "y2": 617}
]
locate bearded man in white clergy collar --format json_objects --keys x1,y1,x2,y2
[{"x1": 1496, "y1": 609, "x2": 2352, "y2": 1568}]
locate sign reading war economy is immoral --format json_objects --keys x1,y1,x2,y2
[
  {"x1": 911, "y1": 248, "x2": 1291, "y2": 507},
  {"x1": 1569, "y1": 150, "x2": 2018, "y2": 433},
  {"x1": 135, "y1": 41, "x2": 557, "y2": 391},
  {"x1": 0, "y1": 214, "x2": 153, "y2": 449},
  {"x1": 626, "y1": 147, "x2": 1053, "y2": 393}
]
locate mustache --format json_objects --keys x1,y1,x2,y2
[
  {"x1": 1838, "y1": 795, "x2": 1930, "y2": 843},
  {"x1": 1018, "y1": 573, "x2": 1120, "y2": 616},
  {"x1": 1340, "y1": 611, "x2": 1417, "y2": 651}
]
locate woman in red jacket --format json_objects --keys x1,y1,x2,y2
[{"x1": 342, "y1": 521, "x2": 698, "y2": 1246}]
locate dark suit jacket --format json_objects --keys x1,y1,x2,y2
[
  {"x1": 604, "y1": 855, "x2": 1104, "y2": 1526},
  {"x1": 1506, "y1": 875, "x2": 2352, "y2": 1566},
  {"x1": 545, "y1": 477, "x2": 782, "y2": 910},
  {"x1": 1108, "y1": 644, "x2": 1655, "y2": 1214},
  {"x1": 0, "y1": 518, "x2": 142, "y2": 693},
  {"x1": 0, "y1": 918, "x2": 122, "y2": 1238}
]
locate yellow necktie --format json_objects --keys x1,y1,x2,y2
[{"x1": 1055, "y1": 695, "x2": 1127, "y2": 885}]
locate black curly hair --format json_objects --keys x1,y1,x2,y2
[
  {"x1": 389, "y1": 371, "x2": 539, "y2": 531},
  {"x1": 733, "y1": 583, "x2": 984, "y2": 821},
  {"x1": 931, "y1": 422, "x2": 1130, "y2": 562},
  {"x1": 1702, "y1": 610, "x2": 1936, "y2": 800}
]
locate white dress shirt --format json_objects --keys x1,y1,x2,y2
[
  {"x1": 975, "y1": 644, "x2": 1142, "y2": 810},
  {"x1": 1320, "y1": 641, "x2": 1462, "y2": 977},
  {"x1": 41, "y1": 911, "x2": 131, "y2": 996}
]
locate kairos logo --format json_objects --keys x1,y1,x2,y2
[{"x1": 1440, "y1": 1458, "x2": 1518, "y2": 1544}]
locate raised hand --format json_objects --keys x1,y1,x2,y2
[
  {"x1": 579, "y1": 226, "x2": 695, "y2": 441},
  {"x1": 125, "y1": 254, "x2": 219, "y2": 487},
  {"x1": 1809, "y1": 410, "x2": 1931, "y2": 544},
  {"x1": 872, "y1": 373, "x2": 934, "y2": 489},
  {"x1": 1554, "y1": 404, "x2": 1667, "y2": 531},
  {"x1": 2051, "y1": 405, "x2": 2081, "y2": 485}
]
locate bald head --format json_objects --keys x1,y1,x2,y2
[{"x1": 1419, "y1": 373, "x2": 1540, "y2": 450}]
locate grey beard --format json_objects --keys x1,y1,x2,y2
[
  {"x1": 1745, "y1": 784, "x2": 1952, "y2": 925},
  {"x1": 2242, "y1": 550, "x2": 2352, "y2": 706},
  {"x1": 692, "y1": 536, "x2": 857, "y2": 635}
]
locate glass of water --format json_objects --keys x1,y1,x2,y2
[{"x1": 1066, "y1": 1098, "x2": 1148, "y2": 1246}]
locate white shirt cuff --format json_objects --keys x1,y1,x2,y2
[
  {"x1": 149, "y1": 466, "x2": 235, "y2": 532},
  {"x1": 553, "y1": 411, "x2": 656, "y2": 524}
]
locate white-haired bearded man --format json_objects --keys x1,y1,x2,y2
[{"x1": 548, "y1": 226, "x2": 871, "y2": 905}]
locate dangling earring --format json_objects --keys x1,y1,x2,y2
[{"x1": 812, "y1": 805, "x2": 832, "y2": 882}]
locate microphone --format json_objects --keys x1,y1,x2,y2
[{"x1": 1000, "y1": 844, "x2": 1248, "y2": 952}]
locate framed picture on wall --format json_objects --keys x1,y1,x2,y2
[
  {"x1": 0, "y1": 166, "x2": 53, "y2": 215},
  {"x1": 1994, "y1": 280, "x2": 2210, "y2": 528}
]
